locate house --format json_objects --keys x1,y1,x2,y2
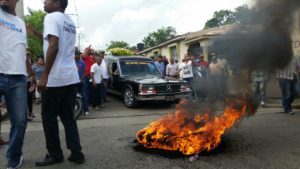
[{"x1": 139, "y1": 24, "x2": 252, "y2": 62}]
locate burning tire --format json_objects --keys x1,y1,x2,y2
[{"x1": 123, "y1": 87, "x2": 139, "y2": 108}]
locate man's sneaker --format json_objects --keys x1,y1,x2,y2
[
  {"x1": 7, "y1": 156, "x2": 23, "y2": 169},
  {"x1": 84, "y1": 111, "x2": 89, "y2": 116},
  {"x1": 94, "y1": 107, "x2": 100, "y2": 110},
  {"x1": 287, "y1": 111, "x2": 295, "y2": 115},
  {"x1": 260, "y1": 101, "x2": 265, "y2": 106}
]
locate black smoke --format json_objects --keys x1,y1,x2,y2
[{"x1": 212, "y1": 0, "x2": 300, "y2": 71}]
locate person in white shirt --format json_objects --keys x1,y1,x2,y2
[
  {"x1": 100, "y1": 51, "x2": 109, "y2": 102},
  {"x1": 29, "y1": 0, "x2": 85, "y2": 166},
  {"x1": 91, "y1": 55, "x2": 104, "y2": 110},
  {"x1": 0, "y1": 0, "x2": 36, "y2": 168},
  {"x1": 178, "y1": 54, "x2": 194, "y2": 83},
  {"x1": 166, "y1": 58, "x2": 179, "y2": 78}
]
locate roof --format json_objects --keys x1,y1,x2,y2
[{"x1": 139, "y1": 24, "x2": 258, "y2": 54}]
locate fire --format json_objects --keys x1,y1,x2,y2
[{"x1": 137, "y1": 96, "x2": 257, "y2": 155}]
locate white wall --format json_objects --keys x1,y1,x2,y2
[{"x1": 16, "y1": 0, "x2": 24, "y2": 19}]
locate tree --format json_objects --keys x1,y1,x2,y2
[
  {"x1": 106, "y1": 41, "x2": 130, "y2": 50},
  {"x1": 204, "y1": 5, "x2": 251, "y2": 29},
  {"x1": 24, "y1": 8, "x2": 46, "y2": 59},
  {"x1": 142, "y1": 26, "x2": 176, "y2": 49},
  {"x1": 204, "y1": 10, "x2": 236, "y2": 29}
]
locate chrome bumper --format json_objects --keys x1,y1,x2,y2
[{"x1": 135, "y1": 92, "x2": 191, "y2": 101}]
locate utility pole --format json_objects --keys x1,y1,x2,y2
[{"x1": 67, "y1": 0, "x2": 83, "y2": 50}]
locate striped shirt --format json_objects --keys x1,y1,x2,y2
[{"x1": 276, "y1": 57, "x2": 299, "y2": 80}]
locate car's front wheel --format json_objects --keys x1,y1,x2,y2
[{"x1": 123, "y1": 87, "x2": 139, "y2": 108}]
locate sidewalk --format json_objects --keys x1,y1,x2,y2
[{"x1": 263, "y1": 97, "x2": 300, "y2": 108}]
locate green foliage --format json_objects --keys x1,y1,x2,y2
[
  {"x1": 142, "y1": 26, "x2": 176, "y2": 49},
  {"x1": 204, "y1": 5, "x2": 251, "y2": 29},
  {"x1": 25, "y1": 8, "x2": 46, "y2": 59},
  {"x1": 109, "y1": 48, "x2": 135, "y2": 56},
  {"x1": 106, "y1": 41, "x2": 130, "y2": 50}
]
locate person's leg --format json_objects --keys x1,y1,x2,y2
[
  {"x1": 35, "y1": 80, "x2": 41, "y2": 102},
  {"x1": 81, "y1": 82, "x2": 89, "y2": 113},
  {"x1": 99, "y1": 84, "x2": 103, "y2": 107},
  {"x1": 287, "y1": 79, "x2": 298, "y2": 111},
  {"x1": 58, "y1": 85, "x2": 84, "y2": 160},
  {"x1": 4, "y1": 75, "x2": 27, "y2": 165},
  {"x1": 41, "y1": 87, "x2": 64, "y2": 160},
  {"x1": 102, "y1": 79, "x2": 108, "y2": 102},
  {"x1": 278, "y1": 78, "x2": 290, "y2": 113},
  {"x1": 27, "y1": 81, "x2": 34, "y2": 119}
]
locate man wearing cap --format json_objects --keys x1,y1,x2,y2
[{"x1": 27, "y1": 0, "x2": 85, "y2": 166}]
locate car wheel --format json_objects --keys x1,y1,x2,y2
[
  {"x1": 74, "y1": 94, "x2": 83, "y2": 119},
  {"x1": 123, "y1": 87, "x2": 139, "y2": 108}
]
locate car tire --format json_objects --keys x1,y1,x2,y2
[
  {"x1": 74, "y1": 96, "x2": 83, "y2": 119},
  {"x1": 123, "y1": 87, "x2": 139, "y2": 108}
]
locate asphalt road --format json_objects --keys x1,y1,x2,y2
[{"x1": 1, "y1": 95, "x2": 300, "y2": 169}]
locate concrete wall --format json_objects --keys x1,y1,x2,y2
[{"x1": 16, "y1": 0, "x2": 24, "y2": 19}]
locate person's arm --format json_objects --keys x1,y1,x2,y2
[
  {"x1": 26, "y1": 57, "x2": 37, "y2": 91},
  {"x1": 90, "y1": 72, "x2": 96, "y2": 87},
  {"x1": 90, "y1": 66, "x2": 96, "y2": 87},
  {"x1": 26, "y1": 25, "x2": 43, "y2": 39},
  {"x1": 38, "y1": 35, "x2": 59, "y2": 92},
  {"x1": 80, "y1": 63, "x2": 86, "y2": 82}
]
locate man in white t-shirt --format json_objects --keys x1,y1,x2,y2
[
  {"x1": 28, "y1": 0, "x2": 85, "y2": 167},
  {"x1": 100, "y1": 51, "x2": 109, "y2": 102},
  {"x1": 0, "y1": 0, "x2": 36, "y2": 168},
  {"x1": 91, "y1": 55, "x2": 104, "y2": 109},
  {"x1": 178, "y1": 54, "x2": 194, "y2": 82},
  {"x1": 166, "y1": 58, "x2": 179, "y2": 78}
]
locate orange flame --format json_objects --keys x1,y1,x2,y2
[{"x1": 137, "y1": 96, "x2": 257, "y2": 155}]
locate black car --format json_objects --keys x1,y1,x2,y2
[{"x1": 106, "y1": 55, "x2": 191, "y2": 107}]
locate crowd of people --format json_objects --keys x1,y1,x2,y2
[{"x1": 153, "y1": 52, "x2": 228, "y2": 101}]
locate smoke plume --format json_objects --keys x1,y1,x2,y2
[{"x1": 213, "y1": 0, "x2": 300, "y2": 71}]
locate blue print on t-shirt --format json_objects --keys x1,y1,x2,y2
[
  {"x1": 0, "y1": 18, "x2": 22, "y2": 32},
  {"x1": 63, "y1": 21, "x2": 76, "y2": 34}
]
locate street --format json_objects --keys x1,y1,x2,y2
[{"x1": 1, "y1": 95, "x2": 300, "y2": 169}]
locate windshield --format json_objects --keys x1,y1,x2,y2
[{"x1": 119, "y1": 60, "x2": 161, "y2": 76}]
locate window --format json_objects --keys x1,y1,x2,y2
[{"x1": 170, "y1": 46, "x2": 178, "y2": 61}]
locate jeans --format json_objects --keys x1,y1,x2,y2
[
  {"x1": 0, "y1": 74, "x2": 27, "y2": 164},
  {"x1": 278, "y1": 78, "x2": 298, "y2": 113},
  {"x1": 101, "y1": 79, "x2": 108, "y2": 102},
  {"x1": 27, "y1": 81, "x2": 34, "y2": 114},
  {"x1": 41, "y1": 84, "x2": 83, "y2": 159}
]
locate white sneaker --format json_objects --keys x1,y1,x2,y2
[
  {"x1": 287, "y1": 111, "x2": 295, "y2": 115},
  {"x1": 260, "y1": 101, "x2": 265, "y2": 106},
  {"x1": 84, "y1": 111, "x2": 89, "y2": 116},
  {"x1": 7, "y1": 156, "x2": 22, "y2": 169}
]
